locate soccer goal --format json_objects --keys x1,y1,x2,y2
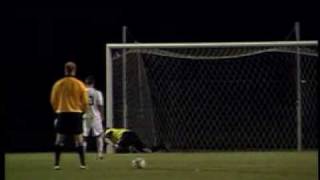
[{"x1": 105, "y1": 41, "x2": 318, "y2": 152}]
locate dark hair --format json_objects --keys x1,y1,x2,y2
[
  {"x1": 105, "y1": 128, "x2": 113, "y2": 138},
  {"x1": 85, "y1": 75, "x2": 95, "y2": 85}
]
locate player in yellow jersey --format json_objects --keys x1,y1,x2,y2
[
  {"x1": 50, "y1": 61, "x2": 89, "y2": 170},
  {"x1": 104, "y1": 128, "x2": 169, "y2": 153}
]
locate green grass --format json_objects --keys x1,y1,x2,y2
[{"x1": 5, "y1": 151, "x2": 318, "y2": 180}]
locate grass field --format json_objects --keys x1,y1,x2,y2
[{"x1": 5, "y1": 151, "x2": 318, "y2": 180}]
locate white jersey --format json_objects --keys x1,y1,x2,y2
[
  {"x1": 83, "y1": 87, "x2": 104, "y2": 136},
  {"x1": 83, "y1": 87, "x2": 104, "y2": 122}
]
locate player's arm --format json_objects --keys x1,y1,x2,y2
[
  {"x1": 99, "y1": 104, "x2": 105, "y2": 128},
  {"x1": 97, "y1": 91, "x2": 105, "y2": 125},
  {"x1": 104, "y1": 131, "x2": 119, "y2": 148},
  {"x1": 98, "y1": 105, "x2": 104, "y2": 120},
  {"x1": 80, "y1": 83, "x2": 89, "y2": 112},
  {"x1": 50, "y1": 83, "x2": 59, "y2": 112},
  {"x1": 104, "y1": 137, "x2": 118, "y2": 148}
]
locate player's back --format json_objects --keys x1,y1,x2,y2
[
  {"x1": 85, "y1": 87, "x2": 104, "y2": 119},
  {"x1": 51, "y1": 77, "x2": 87, "y2": 113}
]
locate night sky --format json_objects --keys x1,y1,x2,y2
[{"x1": 4, "y1": 6, "x2": 319, "y2": 152}]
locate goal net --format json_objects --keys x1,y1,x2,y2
[{"x1": 106, "y1": 41, "x2": 318, "y2": 152}]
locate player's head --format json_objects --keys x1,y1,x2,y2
[
  {"x1": 105, "y1": 127, "x2": 113, "y2": 138},
  {"x1": 85, "y1": 75, "x2": 95, "y2": 86},
  {"x1": 64, "y1": 61, "x2": 77, "y2": 76}
]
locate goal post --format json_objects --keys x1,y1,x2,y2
[{"x1": 106, "y1": 41, "x2": 318, "y2": 153}]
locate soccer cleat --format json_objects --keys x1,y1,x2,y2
[
  {"x1": 80, "y1": 165, "x2": 87, "y2": 170},
  {"x1": 97, "y1": 155, "x2": 104, "y2": 160},
  {"x1": 53, "y1": 165, "x2": 61, "y2": 170},
  {"x1": 97, "y1": 153, "x2": 104, "y2": 160}
]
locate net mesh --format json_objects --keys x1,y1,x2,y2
[{"x1": 110, "y1": 45, "x2": 318, "y2": 151}]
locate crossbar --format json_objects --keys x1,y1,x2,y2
[{"x1": 106, "y1": 41, "x2": 318, "y2": 49}]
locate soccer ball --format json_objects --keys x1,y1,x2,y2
[{"x1": 131, "y1": 157, "x2": 146, "y2": 169}]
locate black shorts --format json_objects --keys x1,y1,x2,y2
[
  {"x1": 117, "y1": 131, "x2": 146, "y2": 152},
  {"x1": 55, "y1": 113, "x2": 83, "y2": 135}
]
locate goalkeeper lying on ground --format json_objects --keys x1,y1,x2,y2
[{"x1": 104, "y1": 128, "x2": 169, "y2": 153}]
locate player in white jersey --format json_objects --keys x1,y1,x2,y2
[{"x1": 82, "y1": 76, "x2": 105, "y2": 159}]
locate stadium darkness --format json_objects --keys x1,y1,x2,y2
[{"x1": 4, "y1": 6, "x2": 319, "y2": 152}]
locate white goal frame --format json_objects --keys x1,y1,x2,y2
[{"x1": 105, "y1": 40, "x2": 318, "y2": 152}]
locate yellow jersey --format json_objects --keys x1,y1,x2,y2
[
  {"x1": 105, "y1": 128, "x2": 130, "y2": 143},
  {"x1": 50, "y1": 77, "x2": 88, "y2": 113}
]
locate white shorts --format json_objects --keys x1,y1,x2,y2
[{"x1": 83, "y1": 118, "x2": 104, "y2": 137}]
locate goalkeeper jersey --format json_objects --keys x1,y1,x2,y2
[
  {"x1": 51, "y1": 77, "x2": 88, "y2": 113},
  {"x1": 105, "y1": 128, "x2": 130, "y2": 143}
]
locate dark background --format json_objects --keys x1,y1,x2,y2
[{"x1": 4, "y1": 5, "x2": 319, "y2": 152}]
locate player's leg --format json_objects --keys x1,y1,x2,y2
[
  {"x1": 74, "y1": 134, "x2": 86, "y2": 168},
  {"x1": 72, "y1": 113, "x2": 87, "y2": 169},
  {"x1": 82, "y1": 119, "x2": 90, "y2": 153},
  {"x1": 92, "y1": 120, "x2": 104, "y2": 159},
  {"x1": 125, "y1": 132, "x2": 151, "y2": 153},
  {"x1": 82, "y1": 136, "x2": 88, "y2": 152},
  {"x1": 54, "y1": 133, "x2": 65, "y2": 169},
  {"x1": 150, "y1": 143, "x2": 170, "y2": 152},
  {"x1": 54, "y1": 118, "x2": 58, "y2": 129},
  {"x1": 116, "y1": 133, "x2": 132, "y2": 153},
  {"x1": 95, "y1": 134, "x2": 104, "y2": 159},
  {"x1": 53, "y1": 116, "x2": 66, "y2": 170}
]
